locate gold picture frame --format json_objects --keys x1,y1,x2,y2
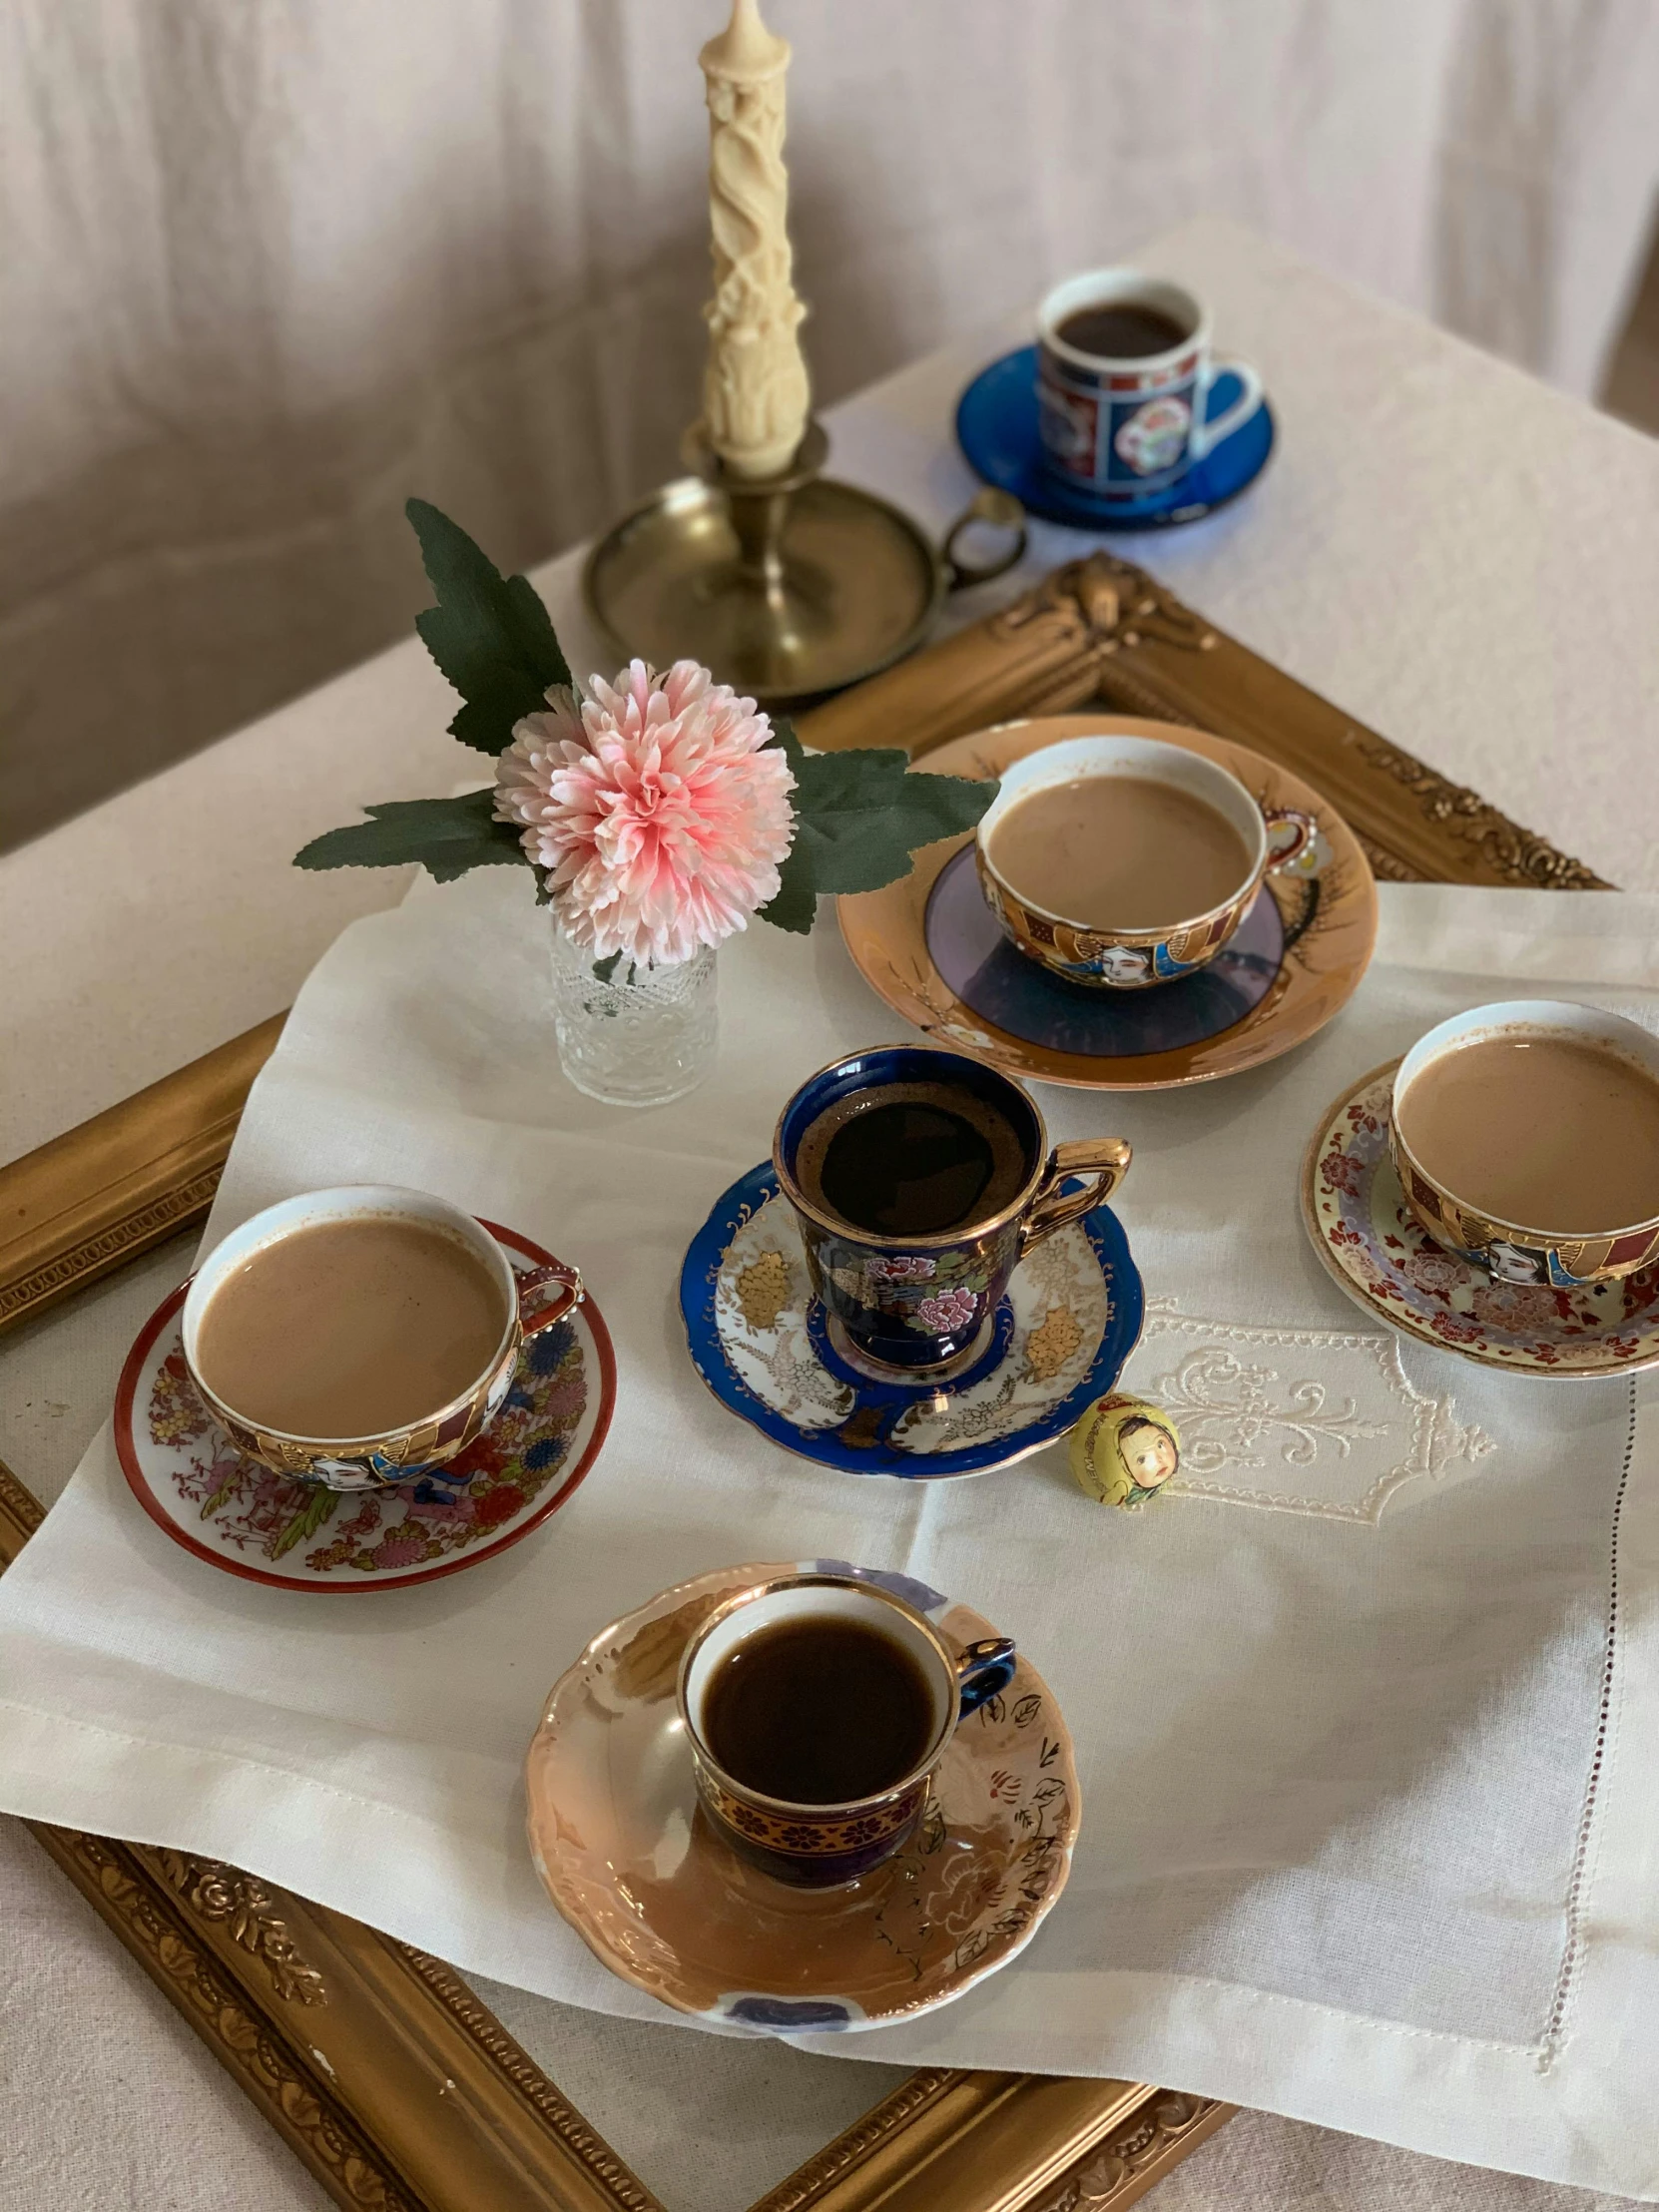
[{"x1": 0, "y1": 550, "x2": 1601, "y2": 2212}]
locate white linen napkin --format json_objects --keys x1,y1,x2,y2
[{"x1": 1, "y1": 873, "x2": 1657, "y2": 2197}]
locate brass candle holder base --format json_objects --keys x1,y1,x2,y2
[{"x1": 581, "y1": 420, "x2": 1024, "y2": 707}]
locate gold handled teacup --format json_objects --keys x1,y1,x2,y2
[
  {"x1": 773, "y1": 1042, "x2": 1130, "y2": 1378},
  {"x1": 181, "y1": 1185, "x2": 581, "y2": 1492},
  {"x1": 974, "y1": 733, "x2": 1316, "y2": 991},
  {"x1": 1390, "y1": 1001, "x2": 1659, "y2": 1288}
]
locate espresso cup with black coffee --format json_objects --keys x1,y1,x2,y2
[
  {"x1": 1036, "y1": 268, "x2": 1263, "y2": 497},
  {"x1": 1389, "y1": 1001, "x2": 1659, "y2": 1288},
  {"x1": 181, "y1": 1185, "x2": 581, "y2": 1490},
  {"x1": 678, "y1": 1570, "x2": 1016, "y2": 1887},
  {"x1": 772, "y1": 1043, "x2": 1130, "y2": 1375},
  {"x1": 975, "y1": 733, "x2": 1316, "y2": 991}
]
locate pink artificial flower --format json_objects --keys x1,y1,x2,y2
[{"x1": 494, "y1": 661, "x2": 797, "y2": 966}]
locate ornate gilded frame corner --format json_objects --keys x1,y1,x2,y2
[
  {"x1": 4, "y1": 550, "x2": 1598, "y2": 2212},
  {"x1": 800, "y1": 551, "x2": 1608, "y2": 895}
]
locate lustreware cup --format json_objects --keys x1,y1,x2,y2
[
  {"x1": 773, "y1": 1043, "x2": 1130, "y2": 1375},
  {"x1": 182, "y1": 1185, "x2": 582, "y2": 1491},
  {"x1": 974, "y1": 734, "x2": 1316, "y2": 991},
  {"x1": 677, "y1": 1571, "x2": 1017, "y2": 1888},
  {"x1": 1035, "y1": 268, "x2": 1264, "y2": 497},
  {"x1": 1389, "y1": 1001, "x2": 1659, "y2": 1289}
]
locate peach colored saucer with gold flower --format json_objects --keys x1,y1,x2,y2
[
  {"x1": 525, "y1": 1561, "x2": 1078, "y2": 2033},
  {"x1": 838, "y1": 713, "x2": 1377, "y2": 1091}
]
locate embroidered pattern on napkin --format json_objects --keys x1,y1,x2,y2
[{"x1": 1121, "y1": 1300, "x2": 1493, "y2": 1521}]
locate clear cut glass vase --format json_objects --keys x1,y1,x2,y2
[{"x1": 549, "y1": 922, "x2": 719, "y2": 1107}]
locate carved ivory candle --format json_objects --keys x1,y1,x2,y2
[{"x1": 699, "y1": 0, "x2": 812, "y2": 479}]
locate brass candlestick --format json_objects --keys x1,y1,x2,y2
[{"x1": 583, "y1": 425, "x2": 1022, "y2": 706}]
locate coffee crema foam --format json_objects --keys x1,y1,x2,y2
[
  {"x1": 195, "y1": 1216, "x2": 507, "y2": 1436},
  {"x1": 987, "y1": 774, "x2": 1254, "y2": 932},
  {"x1": 1397, "y1": 1029, "x2": 1659, "y2": 1234}
]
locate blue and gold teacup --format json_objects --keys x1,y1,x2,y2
[
  {"x1": 678, "y1": 1571, "x2": 1016, "y2": 1889},
  {"x1": 773, "y1": 1044, "x2": 1130, "y2": 1376},
  {"x1": 975, "y1": 734, "x2": 1316, "y2": 992}
]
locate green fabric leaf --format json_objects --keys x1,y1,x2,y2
[
  {"x1": 293, "y1": 790, "x2": 531, "y2": 883},
  {"x1": 406, "y1": 498, "x2": 572, "y2": 755},
  {"x1": 759, "y1": 744, "x2": 997, "y2": 934}
]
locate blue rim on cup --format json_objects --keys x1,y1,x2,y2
[
  {"x1": 677, "y1": 1570, "x2": 1017, "y2": 1889},
  {"x1": 1036, "y1": 269, "x2": 1264, "y2": 498}
]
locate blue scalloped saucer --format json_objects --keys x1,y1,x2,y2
[
  {"x1": 679, "y1": 1163, "x2": 1143, "y2": 1479},
  {"x1": 956, "y1": 344, "x2": 1275, "y2": 532}
]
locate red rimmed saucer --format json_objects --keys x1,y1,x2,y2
[{"x1": 114, "y1": 1223, "x2": 615, "y2": 1591}]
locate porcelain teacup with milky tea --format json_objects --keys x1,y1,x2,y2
[
  {"x1": 1389, "y1": 1002, "x2": 1659, "y2": 1289},
  {"x1": 974, "y1": 734, "x2": 1317, "y2": 991},
  {"x1": 181, "y1": 1185, "x2": 581, "y2": 1492}
]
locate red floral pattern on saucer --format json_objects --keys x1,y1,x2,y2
[
  {"x1": 1302, "y1": 1064, "x2": 1659, "y2": 1378},
  {"x1": 115, "y1": 1223, "x2": 615, "y2": 1590}
]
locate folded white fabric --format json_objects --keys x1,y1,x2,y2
[{"x1": 2, "y1": 875, "x2": 1657, "y2": 2196}]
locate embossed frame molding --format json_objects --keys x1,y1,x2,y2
[{"x1": 0, "y1": 552, "x2": 1599, "y2": 2210}]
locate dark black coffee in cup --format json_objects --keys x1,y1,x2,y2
[
  {"x1": 773, "y1": 1043, "x2": 1129, "y2": 1375},
  {"x1": 702, "y1": 1615, "x2": 935, "y2": 1804},
  {"x1": 795, "y1": 1082, "x2": 1029, "y2": 1238},
  {"x1": 1055, "y1": 300, "x2": 1189, "y2": 360}
]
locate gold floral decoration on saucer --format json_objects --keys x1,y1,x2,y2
[
  {"x1": 524, "y1": 1561, "x2": 1079, "y2": 2032},
  {"x1": 837, "y1": 713, "x2": 1378, "y2": 1091}
]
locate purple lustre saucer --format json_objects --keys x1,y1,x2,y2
[{"x1": 925, "y1": 843, "x2": 1285, "y2": 1059}]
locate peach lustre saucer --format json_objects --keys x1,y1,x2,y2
[
  {"x1": 525, "y1": 1561, "x2": 1078, "y2": 2032},
  {"x1": 1302, "y1": 1064, "x2": 1659, "y2": 1379},
  {"x1": 837, "y1": 713, "x2": 1378, "y2": 1091},
  {"x1": 114, "y1": 1223, "x2": 615, "y2": 1590}
]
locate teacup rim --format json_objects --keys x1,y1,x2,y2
[
  {"x1": 676, "y1": 1571, "x2": 959, "y2": 1818},
  {"x1": 181, "y1": 1184, "x2": 520, "y2": 1448},
  {"x1": 975, "y1": 733, "x2": 1269, "y2": 940},
  {"x1": 771, "y1": 1042, "x2": 1050, "y2": 1251},
  {"x1": 1391, "y1": 1001, "x2": 1659, "y2": 1245},
  {"x1": 1037, "y1": 267, "x2": 1212, "y2": 375}
]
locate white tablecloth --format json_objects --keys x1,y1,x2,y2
[
  {"x1": 5, "y1": 220, "x2": 1659, "y2": 2211},
  {"x1": 6, "y1": 854, "x2": 1659, "y2": 2197}
]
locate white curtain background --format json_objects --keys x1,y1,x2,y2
[{"x1": 3, "y1": 0, "x2": 1656, "y2": 848}]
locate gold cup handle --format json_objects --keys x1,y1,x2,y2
[
  {"x1": 1018, "y1": 1138, "x2": 1132, "y2": 1258},
  {"x1": 517, "y1": 1261, "x2": 584, "y2": 1337},
  {"x1": 941, "y1": 489, "x2": 1028, "y2": 592}
]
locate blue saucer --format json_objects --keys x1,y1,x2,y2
[
  {"x1": 680, "y1": 1162, "x2": 1143, "y2": 1480},
  {"x1": 956, "y1": 344, "x2": 1275, "y2": 532}
]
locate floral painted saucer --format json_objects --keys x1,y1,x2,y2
[
  {"x1": 1303, "y1": 1064, "x2": 1659, "y2": 1378},
  {"x1": 838, "y1": 714, "x2": 1377, "y2": 1092},
  {"x1": 680, "y1": 1164, "x2": 1143, "y2": 1477},
  {"x1": 114, "y1": 1225, "x2": 616, "y2": 1590},
  {"x1": 525, "y1": 1561, "x2": 1078, "y2": 2032},
  {"x1": 956, "y1": 344, "x2": 1275, "y2": 533}
]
